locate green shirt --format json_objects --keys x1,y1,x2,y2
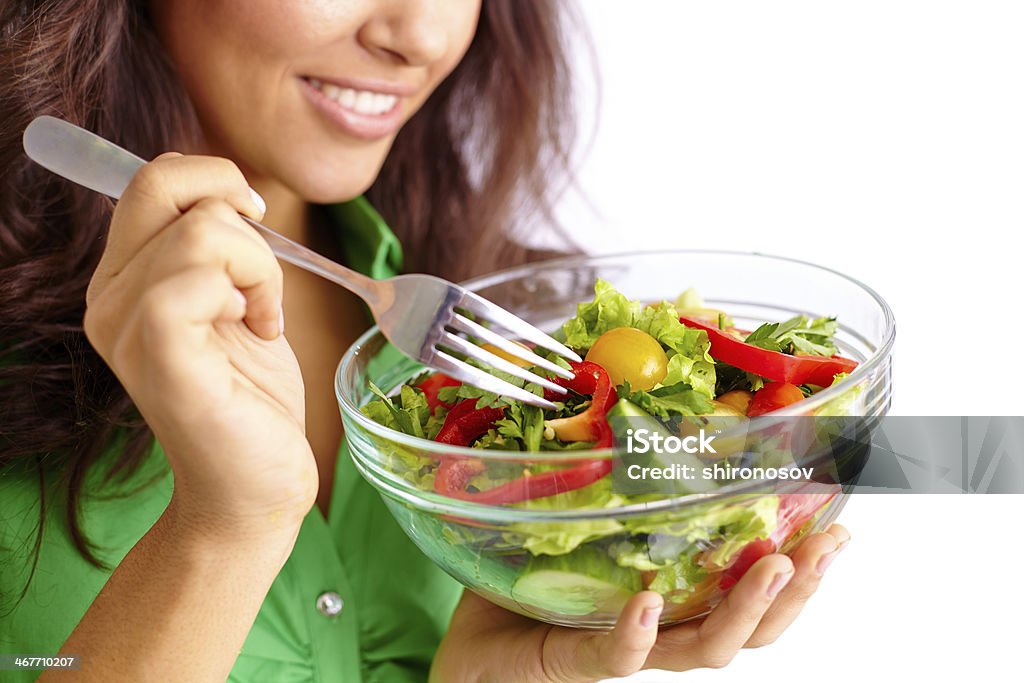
[{"x1": 0, "y1": 198, "x2": 463, "y2": 682}]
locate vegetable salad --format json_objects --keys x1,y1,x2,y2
[{"x1": 360, "y1": 281, "x2": 857, "y2": 622}]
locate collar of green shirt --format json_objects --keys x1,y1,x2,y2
[{"x1": 327, "y1": 197, "x2": 403, "y2": 280}]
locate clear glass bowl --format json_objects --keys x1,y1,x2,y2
[{"x1": 336, "y1": 251, "x2": 895, "y2": 628}]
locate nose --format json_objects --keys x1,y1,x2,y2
[{"x1": 358, "y1": 0, "x2": 454, "y2": 67}]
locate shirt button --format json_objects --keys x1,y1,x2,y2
[{"x1": 316, "y1": 591, "x2": 344, "y2": 618}]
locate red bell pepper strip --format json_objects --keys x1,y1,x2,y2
[
  {"x1": 433, "y1": 399, "x2": 505, "y2": 446},
  {"x1": 415, "y1": 372, "x2": 461, "y2": 411},
  {"x1": 432, "y1": 361, "x2": 618, "y2": 504},
  {"x1": 543, "y1": 361, "x2": 618, "y2": 447},
  {"x1": 435, "y1": 457, "x2": 614, "y2": 505},
  {"x1": 679, "y1": 316, "x2": 858, "y2": 387},
  {"x1": 747, "y1": 382, "x2": 806, "y2": 416}
]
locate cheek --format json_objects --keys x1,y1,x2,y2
[
  {"x1": 435, "y1": 2, "x2": 482, "y2": 80},
  {"x1": 163, "y1": 0, "x2": 330, "y2": 64},
  {"x1": 158, "y1": 0, "x2": 348, "y2": 136}
]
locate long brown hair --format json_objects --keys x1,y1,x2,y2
[{"x1": 0, "y1": 0, "x2": 577, "y2": 586}]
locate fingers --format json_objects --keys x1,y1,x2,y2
[
  {"x1": 539, "y1": 528, "x2": 850, "y2": 679},
  {"x1": 96, "y1": 154, "x2": 266, "y2": 284},
  {"x1": 645, "y1": 553, "x2": 794, "y2": 671},
  {"x1": 545, "y1": 591, "x2": 663, "y2": 682},
  {"x1": 107, "y1": 266, "x2": 247, "y2": 382},
  {"x1": 744, "y1": 524, "x2": 850, "y2": 649},
  {"x1": 140, "y1": 198, "x2": 283, "y2": 340},
  {"x1": 87, "y1": 198, "x2": 283, "y2": 356}
]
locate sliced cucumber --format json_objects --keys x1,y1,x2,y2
[
  {"x1": 606, "y1": 398, "x2": 666, "y2": 443},
  {"x1": 608, "y1": 398, "x2": 718, "y2": 493},
  {"x1": 511, "y1": 547, "x2": 641, "y2": 616},
  {"x1": 606, "y1": 397, "x2": 654, "y2": 419}
]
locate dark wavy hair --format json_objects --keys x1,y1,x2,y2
[{"x1": 0, "y1": 0, "x2": 577, "y2": 597}]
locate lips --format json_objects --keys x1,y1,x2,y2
[{"x1": 299, "y1": 76, "x2": 410, "y2": 140}]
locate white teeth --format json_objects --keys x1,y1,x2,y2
[
  {"x1": 354, "y1": 90, "x2": 372, "y2": 113},
  {"x1": 310, "y1": 79, "x2": 399, "y2": 115}
]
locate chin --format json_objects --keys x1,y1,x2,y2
[
  {"x1": 279, "y1": 142, "x2": 392, "y2": 205},
  {"x1": 297, "y1": 174, "x2": 374, "y2": 205}
]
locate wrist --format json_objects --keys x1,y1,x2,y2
[{"x1": 160, "y1": 493, "x2": 304, "y2": 567}]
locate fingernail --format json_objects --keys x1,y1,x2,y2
[
  {"x1": 816, "y1": 545, "x2": 844, "y2": 577},
  {"x1": 249, "y1": 187, "x2": 267, "y2": 216},
  {"x1": 640, "y1": 606, "x2": 662, "y2": 629},
  {"x1": 234, "y1": 289, "x2": 247, "y2": 310},
  {"x1": 278, "y1": 306, "x2": 285, "y2": 335},
  {"x1": 766, "y1": 570, "x2": 794, "y2": 598}
]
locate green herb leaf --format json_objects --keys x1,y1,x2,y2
[
  {"x1": 744, "y1": 315, "x2": 838, "y2": 357},
  {"x1": 361, "y1": 381, "x2": 430, "y2": 439}
]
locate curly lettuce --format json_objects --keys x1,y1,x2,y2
[{"x1": 561, "y1": 279, "x2": 717, "y2": 398}]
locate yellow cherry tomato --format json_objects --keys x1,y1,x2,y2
[
  {"x1": 679, "y1": 400, "x2": 748, "y2": 458},
  {"x1": 716, "y1": 390, "x2": 753, "y2": 415},
  {"x1": 480, "y1": 342, "x2": 532, "y2": 368},
  {"x1": 585, "y1": 328, "x2": 668, "y2": 391},
  {"x1": 709, "y1": 400, "x2": 746, "y2": 418}
]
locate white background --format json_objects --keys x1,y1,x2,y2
[{"x1": 553, "y1": 2, "x2": 1024, "y2": 681}]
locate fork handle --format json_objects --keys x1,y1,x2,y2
[
  {"x1": 242, "y1": 217, "x2": 382, "y2": 302},
  {"x1": 22, "y1": 116, "x2": 383, "y2": 304}
]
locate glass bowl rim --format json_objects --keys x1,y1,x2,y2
[{"x1": 335, "y1": 249, "x2": 896, "y2": 466}]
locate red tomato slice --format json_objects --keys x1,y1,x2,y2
[
  {"x1": 747, "y1": 382, "x2": 805, "y2": 416},
  {"x1": 415, "y1": 372, "x2": 461, "y2": 411}
]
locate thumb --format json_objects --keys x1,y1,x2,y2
[{"x1": 549, "y1": 591, "x2": 663, "y2": 682}]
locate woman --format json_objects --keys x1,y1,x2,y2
[{"x1": 0, "y1": 1, "x2": 849, "y2": 681}]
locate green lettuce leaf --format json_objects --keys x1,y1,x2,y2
[
  {"x1": 623, "y1": 496, "x2": 779, "y2": 568},
  {"x1": 560, "y1": 280, "x2": 716, "y2": 398},
  {"x1": 608, "y1": 538, "x2": 708, "y2": 599},
  {"x1": 502, "y1": 477, "x2": 630, "y2": 556},
  {"x1": 648, "y1": 554, "x2": 709, "y2": 601},
  {"x1": 607, "y1": 534, "x2": 693, "y2": 571},
  {"x1": 814, "y1": 372, "x2": 864, "y2": 418},
  {"x1": 607, "y1": 539, "x2": 669, "y2": 571},
  {"x1": 625, "y1": 382, "x2": 713, "y2": 418},
  {"x1": 505, "y1": 519, "x2": 627, "y2": 557},
  {"x1": 703, "y1": 497, "x2": 780, "y2": 566},
  {"x1": 561, "y1": 279, "x2": 643, "y2": 349}
]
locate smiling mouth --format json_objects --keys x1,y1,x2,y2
[{"x1": 306, "y1": 77, "x2": 399, "y2": 116}]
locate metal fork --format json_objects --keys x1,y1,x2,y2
[{"x1": 22, "y1": 116, "x2": 579, "y2": 409}]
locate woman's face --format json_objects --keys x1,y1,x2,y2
[{"x1": 152, "y1": 0, "x2": 481, "y2": 202}]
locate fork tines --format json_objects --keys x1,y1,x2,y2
[{"x1": 429, "y1": 292, "x2": 581, "y2": 410}]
